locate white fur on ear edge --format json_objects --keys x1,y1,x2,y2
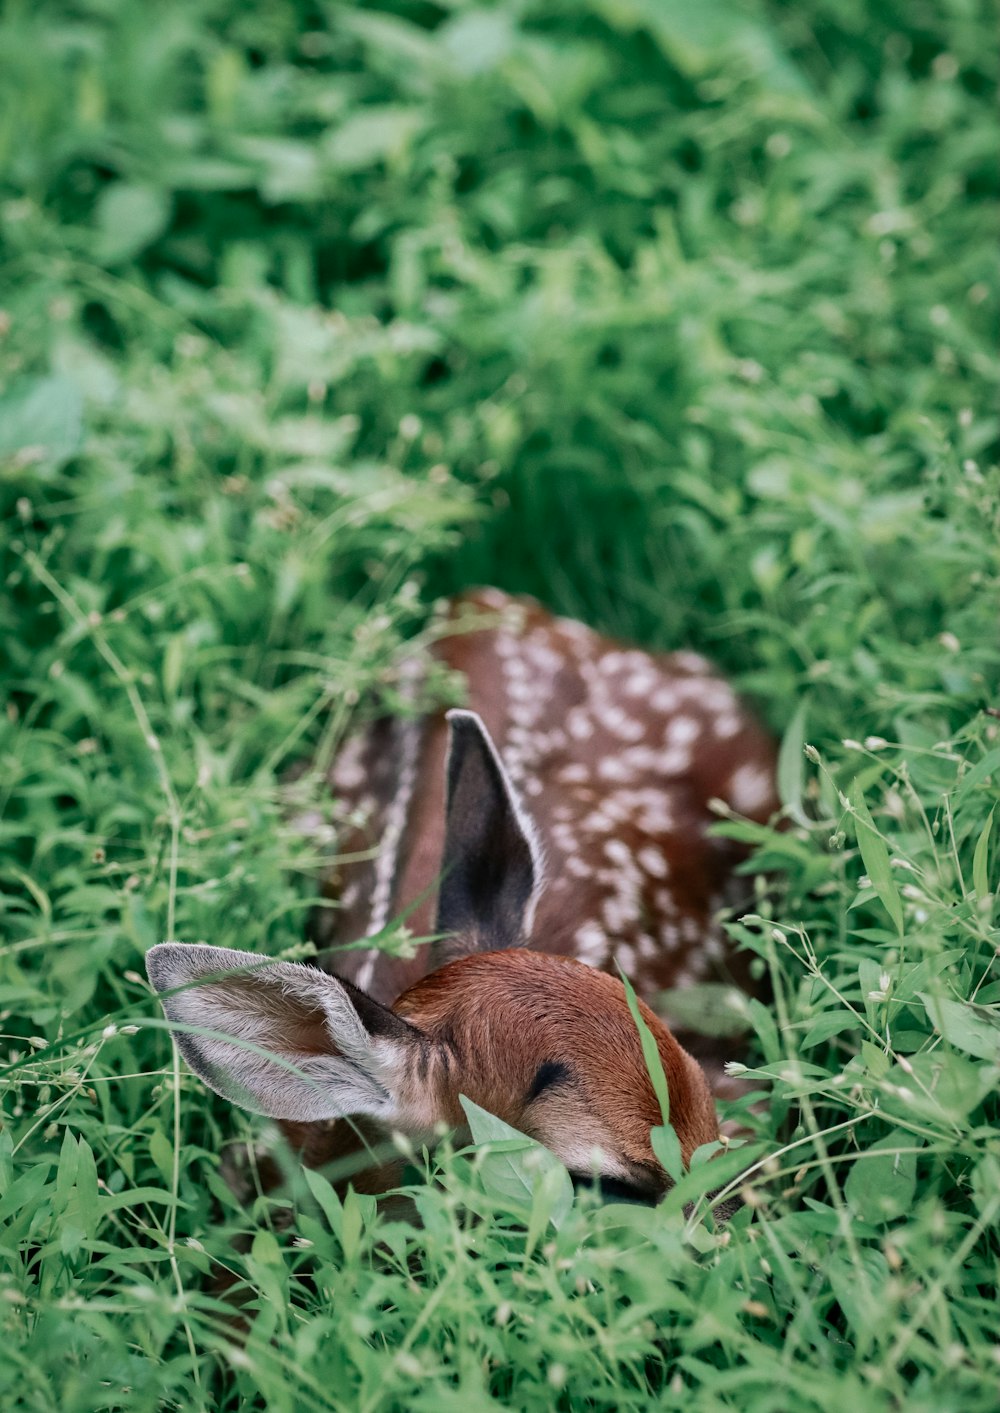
[{"x1": 146, "y1": 943, "x2": 407, "y2": 1123}]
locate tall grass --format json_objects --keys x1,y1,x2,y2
[{"x1": 1, "y1": 0, "x2": 998, "y2": 1408}]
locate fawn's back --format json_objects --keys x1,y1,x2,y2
[{"x1": 320, "y1": 588, "x2": 776, "y2": 1009}]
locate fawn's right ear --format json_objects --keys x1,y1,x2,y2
[
  {"x1": 145, "y1": 943, "x2": 426, "y2": 1124},
  {"x1": 433, "y1": 709, "x2": 543, "y2": 963}
]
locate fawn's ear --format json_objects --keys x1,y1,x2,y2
[
  {"x1": 145, "y1": 944, "x2": 425, "y2": 1123},
  {"x1": 433, "y1": 709, "x2": 542, "y2": 962}
]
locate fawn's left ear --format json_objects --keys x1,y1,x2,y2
[
  {"x1": 145, "y1": 943, "x2": 425, "y2": 1123},
  {"x1": 433, "y1": 709, "x2": 543, "y2": 963}
]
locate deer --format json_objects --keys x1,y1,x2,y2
[{"x1": 146, "y1": 588, "x2": 778, "y2": 1210}]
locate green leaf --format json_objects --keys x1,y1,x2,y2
[
  {"x1": 324, "y1": 106, "x2": 425, "y2": 172},
  {"x1": 0, "y1": 1165, "x2": 52, "y2": 1226},
  {"x1": 526, "y1": 1158, "x2": 575, "y2": 1250},
  {"x1": 0, "y1": 1128, "x2": 12, "y2": 1193},
  {"x1": 660, "y1": 1142, "x2": 767, "y2": 1219},
  {"x1": 619, "y1": 970, "x2": 670, "y2": 1124},
  {"x1": 440, "y1": 9, "x2": 515, "y2": 75},
  {"x1": 101, "y1": 1187, "x2": 181, "y2": 1212},
  {"x1": 971, "y1": 1154, "x2": 1000, "y2": 1227},
  {"x1": 972, "y1": 806, "x2": 994, "y2": 899},
  {"x1": 777, "y1": 698, "x2": 808, "y2": 823},
  {"x1": 826, "y1": 1248, "x2": 891, "y2": 1352},
  {"x1": 881, "y1": 1052, "x2": 997, "y2": 1123},
  {"x1": 55, "y1": 1127, "x2": 80, "y2": 1208},
  {"x1": 340, "y1": 1188, "x2": 364, "y2": 1263},
  {"x1": 0, "y1": 375, "x2": 83, "y2": 466},
  {"x1": 250, "y1": 1229, "x2": 283, "y2": 1268},
  {"x1": 689, "y1": 1139, "x2": 727, "y2": 1169},
  {"x1": 859, "y1": 956, "x2": 885, "y2": 1028},
  {"x1": 844, "y1": 1130, "x2": 919, "y2": 1224},
  {"x1": 800, "y1": 1010, "x2": 859, "y2": 1049},
  {"x1": 650, "y1": 1123, "x2": 683, "y2": 1183},
  {"x1": 919, "y1": 992, "x2": 1000, "y2": 1063},
  {"x1": 303, "y1": 1166, "x2": 344, "y2": 1238},
  {"x1": 74, "y1": 1137, "x2": 100, "y2": 1237},
  {"x1": 94, "y1": 183, "x2": 172, "y2": 264},
  {"x1": 642, "y1": 0, "x2": 811, "y2": 95},
  {"x1": 338, "y1": 9, "x2": 441, "y2": 71},
  {"x1": 861, "y1": 1041, "x2": 891, "y2": 1079},
  {"x1": 460, "y1": 1096, "x2": 573, "y2": 1229},
  {"x1": 850, "y1": 780, "x2": 904, "y2": 936},
  {"x1": 747, "y1": 996, "x2": 782, "y2": 1066},
  {"x1": 148, "y1": 1128, "x2": 174, "y2": 1185},
  {"x1": 891, "y1": 949, "x2": 966, "y2": 1004},
  {"x1": 956, "y1": 747, "x2": 1000, "y2": 800}
]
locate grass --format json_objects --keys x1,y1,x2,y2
[{"x1": 1, "y1": 0, "x2": 998, "y2": 1408}]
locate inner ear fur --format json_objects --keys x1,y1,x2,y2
[
  {"x1": 145, "y1": 943, "x2": 424, "y2": 1123},
  {"x1": 433, "y1": 709, "x2": 542, "y2": 963}
]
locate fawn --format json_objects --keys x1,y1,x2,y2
[{"x1": 147, "y1": 589, "x2": 777, "y2": 1206}]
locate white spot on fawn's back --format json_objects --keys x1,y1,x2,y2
[
  {"x1": 574, "y1": 920, "x2": 609, "y2": 965},
  {"x1": 727, "y1": 763, "x2": 773, "y2": 814}
]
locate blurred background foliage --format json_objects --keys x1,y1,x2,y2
[{"x1": 0, "y1": 0, "x2": 998, "y2": 1409}]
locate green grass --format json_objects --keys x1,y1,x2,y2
[{"x1": 1, "y1": 0, "x2": 999, "y2": 1408}]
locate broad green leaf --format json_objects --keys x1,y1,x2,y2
[
  {"x1": 250, "y1": 1229, "x2": 283, "y2": 1268},
  {"x1": 881, "y1": 1052, "x2": 998, "y2": 1124},
  {"x1": 338, "y1": 8, "x2": 441, "y2": 70},
  {"x1": 0, "y1": 375, "x2": 83, "y2": 465},
  {"x1": 440, "y1": 9, "x2": 515, "y2": 75},
  {"x1": 844, "y1": 1130, "x2": 919, "y2": 1224},
  {"x1": 324, "y1": 106, "x2": 425, "y2": 172},
  {"x1": 460, "y1": 1095, "x2": 573, "y2": 1229},
  {"x1": 859, "y1": 956, "x2": 885, "y2": 1028},
  {"x1": 861, "y1": 1041, "x2": 891, "y2": 1079},
  {"x1": 851, "y1": 780, "x2": 904, "y2": 936},
  {"x1": 919, "y1": 992, "x2": 1000, "y2": 1063},
  {"x1": 891, "y1": 949, "x2": 966, "y2": 1004},
  {"x1": 689, "y1": 1139, "x2": 727, "y2": 1169},
  {"x1": 826, "y1": 1249, "x2": 891, "y2": 1353},
  {"x1": 95, "y1": 183, "x2": 172, "y2": 264},
  {"x1": 526, "y1": 1158, "x2": 575, "y2": 1250}
]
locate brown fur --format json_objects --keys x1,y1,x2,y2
[
  {"x1": 394, "y1": 951, "x2": 718, "y2": 1181},
  {"x1": 274, "y1": 589, "x2": 776, "y2": 1189}
]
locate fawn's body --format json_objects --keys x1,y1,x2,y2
[
  {"x1": 148, "y1": 590, "x2": 777, "y2": 1203},
  {"x1": 319, "y1": 589, "x2": 776, "y2": 1004}
]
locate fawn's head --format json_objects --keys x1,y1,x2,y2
[{"x1": 146, "y1": 711, "x2": 719, "y2": 1200}]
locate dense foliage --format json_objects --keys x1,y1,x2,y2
[{"x1": 1, "y1": 0, "x2": 998, "y2": 1408}]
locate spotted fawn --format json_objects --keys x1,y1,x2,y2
[{"x1": 147, "y1": 590, "x2": 777, "y2": 1204}]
